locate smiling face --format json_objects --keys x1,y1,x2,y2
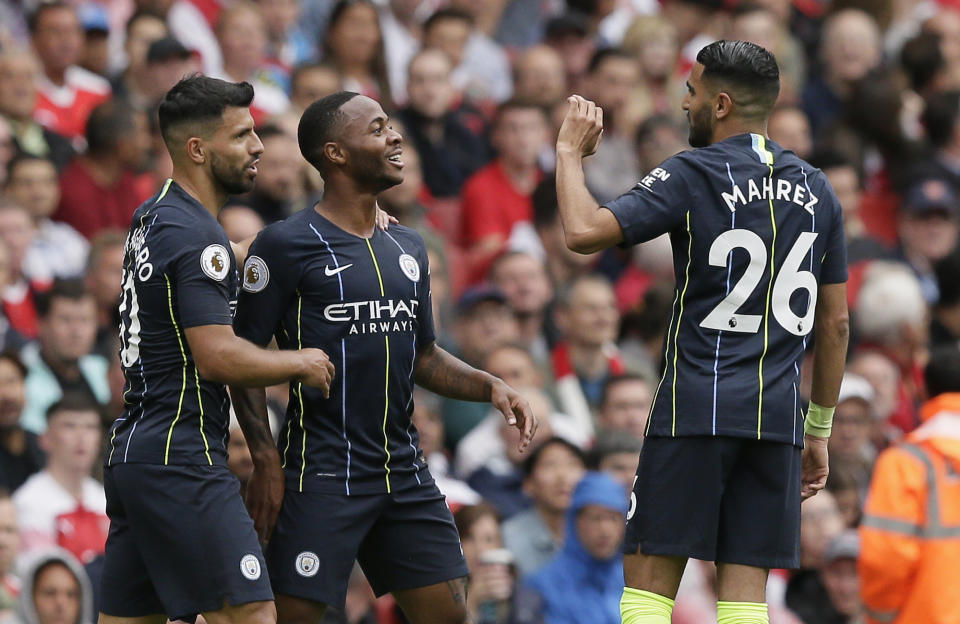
[
  {"x1": 682, "y1": 63, "x2": 715, "y2": 148},
  {"x1": 335, "y1": 95, "x2": 404, "y2": 192}
]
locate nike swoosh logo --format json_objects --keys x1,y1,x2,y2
[{"x1": 324, "y1": 264, "x2": 352, "y2": 276}]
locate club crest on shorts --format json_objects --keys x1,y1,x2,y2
[
  {"x1": 296, "y1": 551, "x2": 319, "y2": 577},
  {"x1": 398, "y1": 254, "x2": 420, "y2": 282},
  {"x1": 242, "y1": 255, "x2": 269, "y2": 293},
  {"x1": 240, "y1": 554, "x2": 261, "y2": 580},
  {"x1": 201, "y1": 244, "x2": 230, "y2": 281}
]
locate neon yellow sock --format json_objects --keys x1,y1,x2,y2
[
  {"x1": 620, "y1": 587, "x2": 674, "y2": 624},
  {"x1": 717, "y1": 601, "x2": 769, "y2": 624}
]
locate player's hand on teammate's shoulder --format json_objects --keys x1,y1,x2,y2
[
  {"x1": 295, "y1": 348, "x2": 337, "y2": 398},
  {"x1": 375, "y1": 202, "x2": 398, "y2": 230},
  {"x1": 800, "y1": 434, "x2": 829, "y2": 500},
  {"x1": 490, "y1": 380, "x2": 538, "y2": 452},
  {"x1": 557, "y1": 94, "x2": 604, "y2": 158}
]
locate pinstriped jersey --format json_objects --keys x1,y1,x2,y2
[
  {"x1": 233, "y1": 209, "x2": 435, "y2": 495},
  {"x1": 107, "y1": 179, "x2": 239, "y2": 467},
  {"x1": 605, "y1": 133, "x2": 847, "y2": 447}
]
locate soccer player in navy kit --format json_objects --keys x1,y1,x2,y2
[
  {"x1": 100, "y1": 77, "x2": 337, "y2": 624},
  {"x1": 231, "y1": 92, "x2": 536, "y2": 624},
  {"x1": 556, "y1": 42, "x2": 850, "y2": 624}
]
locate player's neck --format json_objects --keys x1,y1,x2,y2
[
  {"x1": 711, "y1": 119, "x2": 768, "y2": 145},
  {"x1": 172, "y1": 168, "x2": 228, "y2": 218},
  {"x1": 315, "y1": 185, "x2": 378, "y2": 238}
]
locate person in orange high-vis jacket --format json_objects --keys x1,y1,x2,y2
[{"x1": 859, "y1": 344, "x2": 960, "y2": 624}]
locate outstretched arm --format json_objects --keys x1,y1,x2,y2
[
  {"x1": 556, "y1": 95, "x2": 625, "y2": 254},
  {"x1": 414, "y1": 342, "x2": 537, "y2": 451}
]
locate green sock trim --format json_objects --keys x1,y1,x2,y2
[
  {"x1": 621, "y1": 588, "x2": 674, "y2": 624},
  {"x1": 717, "y1": 601, "x2": 769, "y2": 624}
]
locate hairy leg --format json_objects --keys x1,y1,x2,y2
[
  {"x1": 623, "y1": 550, "x2": 688, "y2": 599},
  {"x1": 716, "y1": 563, "x2": 768, "y2": 603},
  {"x1": 393, "y1": 577, "x2": 470, "y2": 624}
]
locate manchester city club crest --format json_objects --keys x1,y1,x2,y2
[
  {"x1": 398, "y1": 254, "x2": 420, "y2": 282},
  {"x1": 201, "y1": 244, "x2": 230, "y2": 281},
  {"x1": 242, "y1": 255, "x2": 270, "y2": 293},
  {"x1": 240, "y1": 554, "x2": 261, "y2": 580},
  {"x1": 296, "y1": 551, "x2": 320, "y2": 577}
]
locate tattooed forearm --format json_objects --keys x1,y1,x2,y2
[
  {"x1": 447, "y1": 577, "x2": 468, "y2": 606},
  {"x1": 414, "y1": 343, "x2": 496, "y2": 402}
]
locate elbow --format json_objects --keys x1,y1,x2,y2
[{"x1": 564, "y1": 229, "x2": 600, "y2": 255}]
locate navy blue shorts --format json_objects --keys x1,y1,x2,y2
[
  {"x1": 266, "y1": 483, "x2": 468, "y2": 609},
  {"x1": 623, "y1": 436, "x2": 802, "y2": 569},
  {"x1": 99, "y1": 463, "x2": 273, "y2": 620}
]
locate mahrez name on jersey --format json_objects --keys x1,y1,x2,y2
[{"x1": 721, "y1": 175, "x2": 819, "y2": 214}]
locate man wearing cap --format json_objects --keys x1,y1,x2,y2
[
  {"x1": 897, "y1": 177, "x2": 959, "y2": 304},
  {"x1": 114, "y1": 36, "x2": 196, "y2": 110},
  {"x1": 860, "y1": 344, "x2": 960, "y2": 624},
  {"x1": 829, "y1": 374, "x2": 878, "y2": 490}
]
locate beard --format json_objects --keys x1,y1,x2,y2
[
  {"x1": 352, "y1": 149, "x2": 403, "y2": 194},
  {"x1": 211, "y1": 151, "x2": 256, "y2": 195},
  {"x1": 687, "y1": 104, "x2": 713, "y2": 148}
]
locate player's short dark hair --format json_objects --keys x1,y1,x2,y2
[
  {"x1": 45, "y1": 392, "x2": 104, "y2": 424},
  {"x1": 453, "y1": 502, "x2": 500, "y2": 538},
  {"x1": 28, "y1": 1, "x2": 73, "y2": 33},
  {"x1": 158, "y1": 75, "x2": 254, "y2": 149},
  {"x1": 696, "y1": 40, "x2": 780, "y2": 120},
  {"x1": 0, "y1": 349, "x2": 27, "y2": 380},
  {"x1": 36, "y1": 279, "x2": 92, "y2": 319},
  {"x1": 922, "y1": 91, "x2": 960, "y2": 150},
  {"x1": 587, "y1": 47, "x2": 632, "y2": 74},
  {"x1": 599, "y1": 373, "x2": 650, "y2": 409},
  {"x1": 523, "y1": 436, "x2": 585, "y2": 477},
  {"x1": 86, "y1": 99, "x2": 138, "y2": 155},
  {"x1": 423, "y1": 7, "x2": 473, "y2": 34},
  {"x1": 298, "y1": 90, "x2": 360, "y2": 174},
  {"x1": 926, "y1": 344, "x2": 960, "y2": 396},
  {"x1": 4, "y1": 152, "x2": 55, "y2": 186},
  {"x1": 901, "y1": 31, "x2": 944, "y2": 93},
  {"x1": 532, "y1": 176, "x2": 559, "y2": 229}
]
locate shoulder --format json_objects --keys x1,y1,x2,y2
[
  {"x1": 13, "y1": 472, "x2": 53, "y2": 501},
  {"x1": 65, "y1": 66, "x2": 111, "y2": 96},
  {"x1": 386, "y1": 224, "x2": 426, "y2": 249},
  {"x1": 250, "y1": 213, "x2": 307, "y2": 254}
]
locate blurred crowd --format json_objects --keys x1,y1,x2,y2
[{"x1": 1, "y1": 0, "x2": 960, "y2": 622}]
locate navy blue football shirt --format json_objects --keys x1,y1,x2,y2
[
  {"x1": 233, "y1": 209, "x2": 435, "y2": 495},
  {"x1": 109, "y1": 179, "x2": 239, "y2": 467},
  {"x1": 605, "y1": 133, "x2": 847, "y2": 446}
]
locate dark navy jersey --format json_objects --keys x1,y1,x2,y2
[
  {"x1": 108, "y1": 179, "x2": 239, "y2": 467},
  {"x1": 605, "y1": 133, "x2": 847, "y2": 446},
  {"x1": 233, "y1": 209, "x2": 435, "y2": 495}
]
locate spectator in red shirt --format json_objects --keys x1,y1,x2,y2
[
  {"x1": 28, "y1": 2, "x2": 111, "y2": 149},
  {"x1": 53, "y1": 99, "x2": 152, "y2": 239},
  {"x1": 460, "y1": 99, "x2": 548, "y2": 284}
]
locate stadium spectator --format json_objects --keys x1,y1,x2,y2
[
  {"x1": 13, "y1": 395, "x2": 107, "y2": 564},
  {"x1": 82, "y1": 231, "x2": 125, "y2": 360},
  {"x1": 727, "y1": 3, "x2": 807, "y2": 104},
  {"x1": 28, "y1": 2, "x2": 111, "y2": 149},
  {"x1": 588, "y1": 428, "x2": 642, "y2": 491},
  {"x1": 378, "y1": 0, "x2": 423, "y2": 103},
  {"x1": 594, "y1": 374, "x2": 652, "y2": 441},
  {"x1": 488, "y1": 252, "x2": 554, "y2": 367},
  {"x1": 551, "y1": 274, "x2": 623, "y2": 431},
  {"x1": 853, "y1": 262, "x2": 928, "y2": 434},
  {"x1": 848, "y1": 350, "x2": 903, "y2": 449},
  {"x1": 127, "y1": 36, "x2": 198, "y2": 111},
  {"x1": 785, "y1": 490, "x2": 846, "y2": 617},
  {"x1": 767, "y1": 105, "x2": 813, "y2": 160},
  {"x1": 581, "y1": 49, "x2": 642, "y2": 204},
  {"x1": 422, "y1": 7, "x2": 512, "y2": 104},
  {"x1": 0, "y1": 490, "x2": 18, "y2": 617},
  {"x1": 899, "y1": 31, "x2": 949, "y2": 98},
  {"x1": 897, "y1": 178, "x2": 960, "y2": 303},
  {"x1": 233, "y1": 124, "x2": 307, "y2": 224},
  {"x1": 108, "y1": 11, "x2": 168, "y2": 108},
  {"x1": 218, "y1": 204, "x2": 265, "y2": 244},
  {"x1": 289, "y1": 62, "x2": 343, "y2": 113},
  {"x1": 542, "y1": 13, "x2": 596, "y2": 88},
  {"x1": 257, "y1": 0, "x2": 314, "y2": 79},
  {"x1": 530, "y1": 178, "x2": 599, "y2": 287},
  {"x1": 76, "y1": 4, "x2": 110, "y2": 79},
  {"x1": 525, "y1": 472, "x2": 627, "y2": 624},
  {"x1": 453, "y1": 503, "x2": 544, "y2": 624},
  {"x1": 660, "y1": 0, "x2": 725, "y2": 69},
  {"x1": 921, "y1": 5, "x2": 960, "y2": 84},
  {"x1": 53, "y1": 100, "x2": 152, "y2": 240},
  {"x1": 633, "y1": 115, "x2": 687, "y2": 177},
  {"x1": 461, "y1": 388, "x2": 559, "y2": 516},
  {"x1": 0, "y1": 351, "x2": 44, "y2": 491},
  {"x1": 829, "y1": 373, "x2": 878, "y2": 491},
  {"x1": 4, "y1": 154, "x2": 88, "y2": 280},
  {"x1": 621, "y1": 16, "x2": 684, "y2": 132},
  {"x1": 825, "y1": 463, "x2": 863, "y2": 529},
  {"x1": 15, "y1": 548, "x2": 94, "y2": 624},
  {"x1": 396, "y1": 49, "x2": 490, "y2": 201},
  {"x1": 501, "y1": 437, "x2": 586, "y2": 576},
  {"x1": 917, "y1": 90, "x2": 960, "y2": 190},
  {"x1": 512, "y1": 45, "x2": 567, "y2": 109},
  {"x1": 0, "y1": 48, "x2": 74, "y2": 170},
  {"x1": 802, "y1": 9, "x2": 882, "y2": 137},
  {"x1": 322, "y1": 0, "x2": 393, "y2": 109},
  {"x1": 859, "y1": 343, "x2": 960, "y2": 624},
  {"x1": 460, "y1": 100, "x2": 548, "y2": 283},
  {"x1": 790, "y1": 530, "x2": 862, "y2": 624},
  {"x1": 0, "y1": 202, "x2": 48, "y2": 339},
  {"x1": 20, "y1": 280, "x2": 109, "y2": 434}
]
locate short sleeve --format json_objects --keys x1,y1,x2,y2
[
  {"x1": 415, "y1": 238, "x2": 436, "y2": 349},
  {"x1": 818, "y1": 180, "x2": 848, "y2": 284},
  {"x1": 234, "y1": 226, "x2": 301, "y2": 346},
  {"x1": 603, "y1": 156, "x2": 693, "y2": 246},
  {"x1": 157, "y1": 222, "x2": 235, "y2": 328}
]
